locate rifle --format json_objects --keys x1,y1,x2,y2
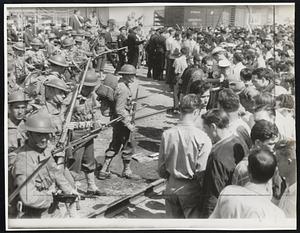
[
  {"x1": 53, "y1": 115, "x2": 124, "y2": 155},
  {"x1": 57, "y1": 58, "x2": 91, "y2": 150}
]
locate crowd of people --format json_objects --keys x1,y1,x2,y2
[{"x1": 6, "y1": 8, "x2": 295, "y2": 220}]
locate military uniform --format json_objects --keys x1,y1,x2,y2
[
  {"x1": 127, "y1": 29, "x2": 144, "y2": 68},
  {"x1": 9, "y1": 112, "x2": 76, "y2": 218},
  {"x1": 25, "y1": 49, "x2": 47, "y2": 70},
  {"x1": 69, "y1": 91, "x2": 100, "y2": 175},
  {"x1": 107, "y1": 29, "x2": 120, "y2": 68},
  {"x1": 8, "y1": 118, "x2": 26, "y2": 153},
  {"x1": 10, "y1": 145, "x2": 74, "y2": 218}
]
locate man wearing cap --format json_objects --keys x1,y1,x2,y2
[
  {"x1": 23, "y1": 24, "x2": 34, "y2": 47},
  {"x1": 67, "y1": 69, "x2": 104, "y2": 195},
  {"x1": 127, "y1": 26, "x2": 146, "y2": 68},
  {"x1": 147, "y1": 28, "x2": 166, "y2": 80},
  {"x1": 115, "y1": 26, "x2": 128, "y2": 74},
  {"x1": 25, "y1": 38, "x2": 48, "y2": 71},
  {"x1": 58, "y1": 23, "x2": 68, "y2": 40},
  {"x1": 9, "y1": 112, "x2": 79, "y2": 218},
  {"x1": 8, "y1": 90, "x2": 30, "y2": 153},
  {"x1": 98, "y1": 64, "x2": 141, "y2": 180}
]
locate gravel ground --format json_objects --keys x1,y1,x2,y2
[{"x1": 76, "y1": 64, "x2": 179, "y2": 217}]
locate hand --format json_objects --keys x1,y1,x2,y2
[
  {"x1": 70, "y1": 189, "x2": 80, "y2": 201},
  {"x1": 94, "y1": 120, "x2": 104, "y2": 130},
  {"x1": 127, "y1": 123, "x2": 136, "y2": 132}
]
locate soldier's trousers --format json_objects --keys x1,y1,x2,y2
[
  {"x1": 69, "y1": 129, "x2": 96, "y2": 175},
  {"x1": 116, "y1": 53, "x2": 126, "y2": 73},
  {"x1": 105, "y1": 122, "x2": 134, "y2": 161},
  {"x1": 166, "y1": 58, "x2": 175, "y2": 84},
  {"x1": 95, "y1": 55, "x2": 106, "y2": 72},
  {"x1": 128, "y1": 51, "x2": 139, "y2": 68}
]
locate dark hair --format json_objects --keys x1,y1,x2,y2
[
  {"x1": 275, "y1": 94, "x2": 294, "y2": 109},
  {"x1": 180, "y1": 94, "x2": 202, "y2": 114},
  {"x1": 248, "y1": 147, "x2": 277, "y2": 183},
  {"x1": 201, "y1": 108, "x2": 229, "y2": 129},
  {"x1": 250, "y1": 120, "x2": 279, "y2": 143},
  {"x1": 74, "y1": 10, "x2": 79, "y2": 14},
  {"x1": 275, "y1": 139, "x2": 296, "y2": 159},
  {"x1": 218, "y1": 88, "x2": 240, "y2": 112},
  {"x1": 174, "y1": 31, "x2": 181, "y2": 38},
  {"x1": 240, "y1": 68, "x2": 252, "y2": 82},
  {"x1": 189, "y1": 80, "x2": 210, "y2": 96},
  {"x1": 253, "y1": 92, "x2": 275, "y2": 109},
  {"x1": 252, "y1": 68, "x2": 274, "y2": 81}
]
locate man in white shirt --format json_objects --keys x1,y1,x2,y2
[
  {"x1": 231, "y1": 52, "x2": 245, "y2": 81},
  {"x1": 210, "y1": 147, "x2": 286, "y2": 219}
]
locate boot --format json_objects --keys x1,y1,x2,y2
[
  {"x1": 97, "y1": 157, "x2": 113, "y2": 180},
  {"x1": 85, "y1": 172, "x2": 106, "y2": 196},
  {"x1": 121, "y1": 160, "x2": 141, "y2": 180}
]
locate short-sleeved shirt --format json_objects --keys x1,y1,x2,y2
[{"x1": 158, "y1": 122, "x2": 212, "y2": 180}]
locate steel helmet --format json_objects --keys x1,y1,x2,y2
[
  {"x1": 43, "y1": 76, "x2": 70, "y2": 92},
  {"x1": 8, "y1": 90, "x2": 31, "y2": 103},
  {"x1": 74, "y1": 36, "x2": 84, "y2": 42},
  {"x1": 48, "y1": 54, "x2": 69, "y2": 67},
  {"x1": 25, "y1": 112, "x2": 55, "y2": 133},
  {"x1": 82, "y1": 69, "x2": 101, "y2": 86},
  {"x1": 118, "y1": 64, "x2": 136, "y2": 75},
  {"x1": 62, "y1": 37, "x2": 74, "y2": 47},
  {"x1": 30, "y1": 38, "x2": 43, "y2": 46},
  {"x1": 71, "y1": 30, "x2": 78, "y2": 36},
  {"x1": 76, "y1": 29, "x2": 86, "y2": 36},
  {"x1": 12, "y1": 42, "x2": 26, "y2": 51},
  {"x1": 48, "y1": 33, "x2": 57, "y2": 39}
]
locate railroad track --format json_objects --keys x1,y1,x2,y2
[{"x1": 85, "y1": 179, "x2": 166, "y2": 218}]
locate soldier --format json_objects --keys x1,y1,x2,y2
[
  {"x1": 98, "y1": 64, "x2": 141, "y2": 180},
  {"x1": 12, "y1": 42, "x2": 32, "y2": 87},
  {"x1": 67, "y1": 69, "x2": 105, "y2": 195},
  {"x1": 10, "y1": 112, "x2": 79, "y2": 218},
  {"x1": 44, "y1": 33, "x2": 59, "y2": 58},
  {"x1": 58, "y1": 23, "x2": 68, "y2": 40},
  {"x1": 73, "y1": 36, "x2": 92, "y2": 64},
  {"x1": 107, "y1": 19, "x2": 120, "y2": 69},
  {"x1": 59, "y1": 37, "x2": 76, "y2": 64},
  {"x1": 115, "y1": 26, "x2": 128, "y2": 74},
  {"x1": 25, "y1": 38, "x2": 48, "y2": 71},
  {"x1": 8, "y1": 90, "x2": 30, "y2": 153},
  {"x1": 24, "y1": 54, "x2": 71, "y2": 102}
]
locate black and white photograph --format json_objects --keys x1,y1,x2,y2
[{"x1": 4, "y1": 2, "x2": 296, "y2": 230}]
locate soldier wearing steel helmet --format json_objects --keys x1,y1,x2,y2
[
  {"x1": 24, "y1": 54, "x2": 71, "y2": 104},
  {"x1": 44, "y1": 33, "x2": 59, "y2": 58},
  {"x1": 66, "y1": 68, "x2": 105, "y2": 196},
  {"x1": 8, "y1": 90, "x2": 31, "y2": 153},
  {"x1": 98, "y1": 64, "x2": 141, "y2": 180},
  {"x1": 24, "y1": 38, "x2": 48, "y2": 71},
  {"x1": 9, "y1": 111, "x2": 79, "y2": 218},
  {"x1": 59, "y1": 37, "x2": 76, "y2": 64},
  {"x1": 12, "y1": 42, "x2": 32, "y2": 87}
]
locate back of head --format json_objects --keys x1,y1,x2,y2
[
  {"x1": 180, "y1": 94, "x2": 202, "y2": 114},
  {"x1": 250, "y1": 119, "x2": 279, "y2": 143},
  {"x1": 248, "y1": 147, "x2": 277, "y2": 183},
  {"x1": 240, "y1": 67, "x2": 252, "y2": 82},
  {"x1": 201, "y1": 108, "x2": 229, "y2": 129},
  {"x1": 275, "y1": 94, "x2": 294, "y2": 109},
  {"x1": 218, "y1": 88, "x2": 240, "y2": 113},
  {"x1": 254, "y1": 92, "x2": 275, "y2": 109}
]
